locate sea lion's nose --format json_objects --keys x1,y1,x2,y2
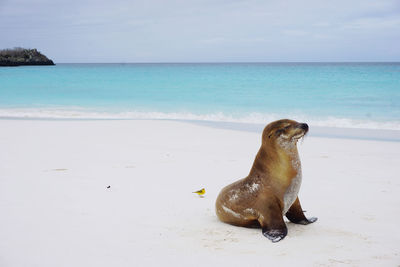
[{"x1": 299, "y1": 123, "x2": 309, "y2": 131}]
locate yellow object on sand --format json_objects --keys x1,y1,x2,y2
[{"x1": 193, "y1": 188, "x2": 205, "y2": 196}]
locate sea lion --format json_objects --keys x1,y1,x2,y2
[{"x1": 215, "y1": 119, "x2": 317, "y2": 242}]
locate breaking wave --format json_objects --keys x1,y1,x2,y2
[{"x1": 1, "y1": 107, "x2": 400, "y2": 130}]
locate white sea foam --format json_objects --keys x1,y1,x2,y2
[{"x1": 1, "y1": 107, "x2": 400, "y2": 130}]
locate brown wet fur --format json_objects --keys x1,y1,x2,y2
[{"x1": 215, "y1": 119, "x2": 316, "y2": 241}]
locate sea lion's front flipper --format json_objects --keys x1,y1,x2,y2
[
  {"x1": 262, "y1": 226, "x2": 288, "y2": 242},
  {"x1": 258, "y1": 201, "x2": 287, "y2": 242},
  {"x1": 286, "y1": 197, "x2": 318, "y2": 225}
]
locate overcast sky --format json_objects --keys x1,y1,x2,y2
[{"x1": 0, "y1": 0, "x2": 399, "y2": 62}]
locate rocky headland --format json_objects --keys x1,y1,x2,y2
[{"x1": 0, "y1": 48, "x2": 55, "y2": 66}]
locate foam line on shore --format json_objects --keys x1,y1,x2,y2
[{"x1": 1, "y1": 108, "x2": 400, "y2": 141}]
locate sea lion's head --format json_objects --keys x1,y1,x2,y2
[{"x1": 262, "y1": 119, "x2": 308, "y2": 148}]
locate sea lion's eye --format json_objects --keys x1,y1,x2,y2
[{"x1": 275, "y1": 129, "x2": 284, "y2": 136}]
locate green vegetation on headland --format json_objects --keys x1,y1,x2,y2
[{"x1": 0, "y1": 47, "x2": 55, "y2": 66}]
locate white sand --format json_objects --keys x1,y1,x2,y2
[{"x1": 0, "y1": 119, "x2": 399, "y2": 266}]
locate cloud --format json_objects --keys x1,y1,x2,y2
[
  {"x1": 0, "y1": 0, "x2": 399, "y2": 62},
  {"x1": 343, "y1": 16, "x2": 400, "y2": 30},
  {"x1": 282, "y1": 30, "x2": 309, "y2": 37}
]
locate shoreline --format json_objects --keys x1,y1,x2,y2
[
  {"x1": 185, "y1": 120, "x2": 400, "y2": 142},
  {"x1": 1, "y1": 117, "x2": 399, "y2": 142}
]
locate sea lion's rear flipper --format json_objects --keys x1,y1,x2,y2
[
  {"x1": 258, "y1": 201, "x2": 287, "y2": 242},
  {"x1": 285, "y1": 197, "x2": 318, "y2": 225}
]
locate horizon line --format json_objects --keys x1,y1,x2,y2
[{"x1": 54, "y1": 61, "x2": 400, "y2": 64}]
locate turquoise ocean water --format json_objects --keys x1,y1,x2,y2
[{"x1": 0, "y1": 63, "x2": 399, "y2": 130}]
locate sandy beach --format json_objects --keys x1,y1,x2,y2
[{"x1": 0, "y1": 119, "x2": 399, "y2": 266}]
